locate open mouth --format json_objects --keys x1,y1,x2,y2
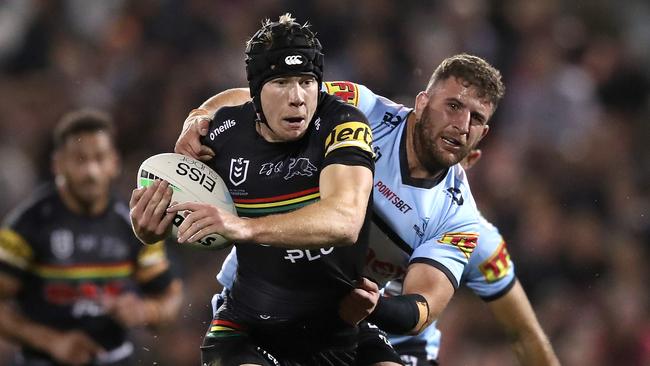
[
  {"x1": 441, "y1": 136, "x2": 463, "y2": 148},
  {"x1": 283, "y1": 116, "x2": 305, "y2": 124}
]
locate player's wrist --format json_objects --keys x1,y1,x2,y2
[{"x1": 226, "y1": 217, "x2": 254, "y2": 243}]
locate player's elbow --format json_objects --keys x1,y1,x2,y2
[
  {"x1": 325, "y1": 201, "x2": 366, "y2": 246},
  {"x1": 330, "y1": 220, "x2": 362, "y2": 246}
]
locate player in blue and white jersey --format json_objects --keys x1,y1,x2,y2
[
  {"x1": 177, "y1": 54, "x2": 505, "y2": 339},
  {"x1": 385, "y1": 148, "x2": 559, "y2": 365}
]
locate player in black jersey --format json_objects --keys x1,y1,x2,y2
[
  {"x1": 130, "y1": 13, "x2": 380, "y2": 366},
  {"x1": 0, "y1": 109, "x2": 183, "y2": 366}
]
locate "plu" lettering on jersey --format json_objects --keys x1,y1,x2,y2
[
  {"x1": 324, "y1": 121, "x2": 373, "y2": 157},
  {"x1": 284, "y1": 247, "x2": 334, "y2": 263}
]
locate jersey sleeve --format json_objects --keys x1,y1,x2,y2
[
  {"x1": 0, "y1": 208, "x2": 36, "y2": 279},
  {"x1": 0, "y1": 227, "x2": 34, "y2": 278},
  {"x1": 410, "y1": 171, "x2": 481, "y2": 289},
  {"x1": 135, "y1": 240, "x2": 175, "y2": 294},
  {"x1": 321, "y1": 101, "x2": 375, "y2": 171},
  {"x1": 463, "y1": 219, "x2": 516, "y2": 301},
  {"x1": 410, "y1": 219, "x2": 479, "y2": 290},
  {"x1": 323, "y1": 81, "x2": 378, "y2": 117}
]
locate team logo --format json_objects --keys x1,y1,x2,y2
[
  {"x1": 437, "y1": 232, "x2": 478, "y2": 259},
  {"x1": 51, "y1": 229, "x2": 74, "y2": 259},
  {"x1": 284, "y1": 158, "x2": 317, "y2": 180},
  {"x1": 446, "y1": 187, "x2": 464, "y2": 205},
  {"x1": 284, "y1": 55, "x2": 303, "y2": 66},
  {"x1": 229, "y1": 158, "x2": 249, "y2": 186},
  {"x1": 479, "y1": 240, "x2": 511, "y2": 282},
  {"x1": 381, "y1": 111, "x2": 404, "y2": 128}
]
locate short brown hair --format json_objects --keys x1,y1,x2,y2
[
  {"x1": 53, "y1": 108, "x2": 115, "y2": 149},
  {"x1": 426, "y1": 54, "x2": 505, "y2": 110}
]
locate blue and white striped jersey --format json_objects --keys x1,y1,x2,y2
[
  {"x1": 387, "y1": 213, "x2": 516, "y2": 361},
  {"x1": 217, "y1": 81, "x2": 481, "y2": 291}
]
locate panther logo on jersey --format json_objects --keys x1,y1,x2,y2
[{"x1": 284, "y1": 158, "x2": 317, "y2": 180}]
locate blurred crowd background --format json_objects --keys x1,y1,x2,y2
[{"x1": 1, "y1": 0, "x2": 649, "y2": 365}]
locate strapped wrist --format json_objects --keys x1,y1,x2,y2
[{"x1": 366, "y1": 294, "x2": 429, "y2": 335}]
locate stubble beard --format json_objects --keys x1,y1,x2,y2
[{"x1": 414, "y1": 114, "x2": 462, "y2": 176}]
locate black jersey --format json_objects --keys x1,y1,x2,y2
[
  {"x1": 201, "y1": 92, "x2": 374, "y2": 324},
  {"x1": 0, "y1": 185, "x2": 173, "y2": 359}
]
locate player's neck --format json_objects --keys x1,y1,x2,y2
[
  {"x1": 256, "y1": 121, "x2": 282, "y2": 143},
  {"x1": 57, "y1": 185, "x2": 109, "y2": 216},
  {"x1": 405, "y1": 115, "x2": 446, "y2": 182}
]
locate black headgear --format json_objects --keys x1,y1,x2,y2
[{"x1": 245, "y1": 15, "x2": 324, "y2": 118}]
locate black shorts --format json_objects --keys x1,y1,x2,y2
[
  {"x1": 202, "y1": 294, "x2": 358, "y2": 366},
  {"x1": 392, "y1": 337, "x2": 438, "y2": 366},
  {"x1": 201, "y1": 333, "x2": 357, "y2": 366},
  {"x1": 356, "y1": 322, "x2": 403, "y2": 366}
]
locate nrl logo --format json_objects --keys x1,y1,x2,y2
[{"x1": 229, "y1": 158, "x2": 250, "y2": 186}]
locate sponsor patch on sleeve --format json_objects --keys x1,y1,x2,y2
[
  {"x1": 437, "y1": 232, "x2": 478, "y2": 259},
  {"x1": 324, "y1": 121, "x2": 374, "y2": 157},
  {"x1": 479, "y1": 240, "x2": 511, "y2": 283},
  {"x1": 324, "y1": 81, "x2": 359, "y2": 106},
  {"x1": 0, "y1": 229, "x2": 34, "y2": 270}
]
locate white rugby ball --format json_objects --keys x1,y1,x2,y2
[{"x1": 137, "y1": 153, "x2": 236, "y2": 250}]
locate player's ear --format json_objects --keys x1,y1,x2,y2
[
  {"x1": 108, "y1": 147, "x2": 121, "y2": 180},
  {"x1": 462, "y1": 149, "x2": 482, "y2": 171},
  {"x1": 51, "y1": 150, "x2": 61, "y2": 176},
  {"x1": 414, "y1": 91, "x2": 429, "y2": 119}
]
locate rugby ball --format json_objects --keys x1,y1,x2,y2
[{"x1": 137, "y1": 153, "x2": 236, "y2": 250}]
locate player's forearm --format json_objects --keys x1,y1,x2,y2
[
  {"x1": 488, "y1": 280, "x2": 560, "y2": 366},
  {"x1": 194, "y1": 88, "x2": 251, "y2": 118},
  {"x1": 511, "y1": 330, "x2": 560, "y2": 366},
  {"x1": 0, "y1": 302, "x2": 62, "y2": 353},
  {"x1": 244, "y1": 196, "x2": 367, "y2": 248}
]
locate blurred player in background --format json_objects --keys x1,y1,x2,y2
[
  {"x1": 0, "y1": 109, "x2": 183, "y2": 366},
  {"x1": 387, "y1": 147, "x2": 559, "y2": 366}
]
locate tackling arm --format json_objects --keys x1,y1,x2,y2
[
  {"x1": 366, "y1": 263, "x2": 454, "y2": 335},
  {"x1": 175, "y1": 88, "x2": 251, "y2": 160},
  {"x1": 487, "y1": 279, "x2": 560, "y2": 366}
]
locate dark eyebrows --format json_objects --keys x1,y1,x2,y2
[
  {"x1": 471, "y1": 111, "x2": 486, "y2": 124},
  {"x1": 446, "y1": 97, "x2": 488, "y2": 123}
]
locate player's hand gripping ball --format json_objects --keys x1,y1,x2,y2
[{"x1": 137, "y1": 153, "x2": 236, "y2": 249}]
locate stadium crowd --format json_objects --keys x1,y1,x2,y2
[{"x1": 0, "y1": 0, "x2": 648, "y2": 365}]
